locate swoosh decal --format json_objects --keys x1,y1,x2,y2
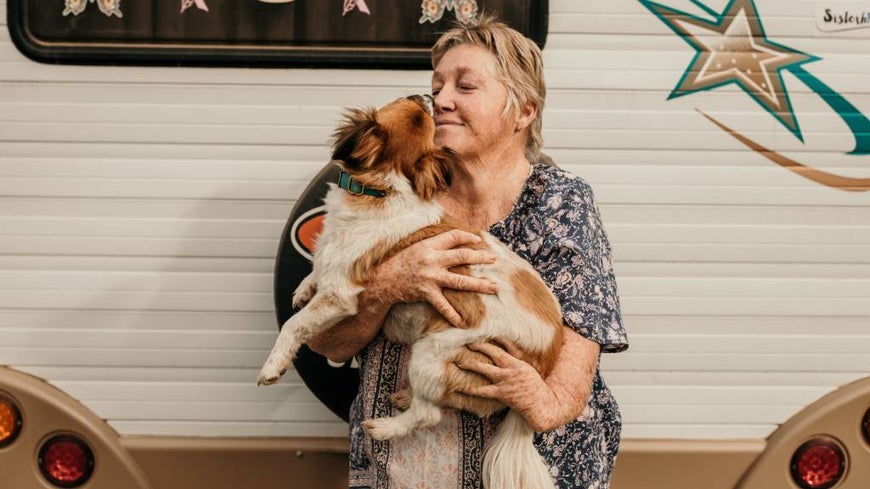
[
  {"x1": 790, "y1": 65, "x2": 870, "y2": 155},
  {"x1": 697, "y1": 109, "x2": 870, "y2": 192}
]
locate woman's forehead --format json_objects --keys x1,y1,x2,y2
[
  {"x1": 432, "y1": 46, "x2": 497, "y2": 81},
  {"x1": 432, "y1": 66, "x2": 480, "y2": 82}
]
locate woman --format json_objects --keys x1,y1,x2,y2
[{"x1": 308, "y1": 15, "x2": 628, "y2": 489}]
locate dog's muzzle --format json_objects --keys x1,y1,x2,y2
[{"x1": 407, "y1": 94, "x2": 435, "y2": 117}]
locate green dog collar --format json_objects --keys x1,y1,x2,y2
[{"x1": 337, "y1": 170, "x2": 387, "y2": 197}]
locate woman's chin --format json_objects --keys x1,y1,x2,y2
[
  {"x1": 434, "y1": 134, "x2": 454, "y2": 148},
  {"x1": 435, "y1": 131, "x2": 465, "y2": 151},
  {"x1": 437, "y1": 141, "x2": 469, "y2": 157}
]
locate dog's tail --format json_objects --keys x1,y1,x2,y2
[{"x1": 482, "y1": 410, "x2": 555, "y2": 489}]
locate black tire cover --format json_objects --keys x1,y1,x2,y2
[{"x1": 274, "y1": 162, "x2": 359, "y2": 422}]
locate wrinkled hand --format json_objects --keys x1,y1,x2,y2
[
  {"x1": 455, "y1": 341, "x2": 558, "y2": 431},
  {"x1": 374, "y1": 229, "x2": 499, "y2": 327}
]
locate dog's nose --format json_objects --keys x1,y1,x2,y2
[
  {"x1": 421, "y1": 94, "x2": 434, "y2": 115},
  {"x1": 407, "y1": 94, "x2": 435, "y2": 116}
]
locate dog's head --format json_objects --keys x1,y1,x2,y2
[{"x1": 331, "y1": 95, "x2": 458, "y2": 200}]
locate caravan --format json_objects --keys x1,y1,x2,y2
[{"x1": 1, "y1": 0, "x2": 868, "y2": 487}]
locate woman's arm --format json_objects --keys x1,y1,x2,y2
[
  {"x1": 456, "y1": 327, "x2": 600, "y2": 432},
  {"x1": 307, "y1": 229, "x2": 499, "y2": 363},
  {"x1": 305, "y1": 282, "x2": 396, "y2": 364}
]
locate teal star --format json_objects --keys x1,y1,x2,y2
[{"x1": 640, "y1": 0, "x2": 818, "y2": 141}]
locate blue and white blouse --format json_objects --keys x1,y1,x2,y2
[{"x1": 348, "y1": 163, "x2": 629, "y2": 488}]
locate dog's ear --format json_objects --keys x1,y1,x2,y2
[
  {"x1": 331, "y1": 108, "x2": 384, "y2": 170},
  {"x1": 409, "y1": 147, "x2": 457, "y2": 200}
]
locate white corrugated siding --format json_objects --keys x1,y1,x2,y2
[{"x1": 1, "y1": 0, "x2": 868, "y2": 440}]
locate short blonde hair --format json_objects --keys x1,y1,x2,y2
[{"x1": 432, "y1": 14, "x2": 546, "y2": 161}]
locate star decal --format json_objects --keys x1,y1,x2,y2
[{"x1": 640, "y1": 0, "x2": 818, "y2": 140}]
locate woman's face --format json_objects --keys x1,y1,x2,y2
[{"x1": 431, "y1": 44, "x2": 517, "y2": 160}]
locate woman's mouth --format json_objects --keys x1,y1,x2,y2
[{"x1": 435, "y1": 119, "x2": 462, "y2": 127}]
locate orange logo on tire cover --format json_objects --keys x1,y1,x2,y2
[{"x1": 291, "y1": 206, "x2": 326, "y2": 261}]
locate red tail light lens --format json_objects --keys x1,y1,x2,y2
[
  {"x1": 0, "y1": 393, "x2": 23, "y2": 448},
  {"x1": 790, "y1": 437, "x2": 846, "y2": 489},
  {"x1": 38, "y1": 434, "x2": 95, "y2": 488}
]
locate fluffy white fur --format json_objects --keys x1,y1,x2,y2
[{"x1": 257, "y1": 173, "x2": 441, "y2": 382}]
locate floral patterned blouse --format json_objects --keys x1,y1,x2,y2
[{"x1": 348, "y1": 163, "x2": 629, "y2": 488}]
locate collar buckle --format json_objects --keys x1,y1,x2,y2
[
  {"x1": 347, "y1": 181, "x2": 366, "y2": 196},
  {"x1": 337, "y1": 170, "x2": 386, "y2": 198}
]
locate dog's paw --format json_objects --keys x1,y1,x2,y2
[
  {"x1": 389, "y1": 389, "x2": 412, "y2": 411},
  {"x1": 257, "y1": 356, "x2": 290, "y2": 386},
  {"x1": 361, "y1": 417, "x2": 405, "y2": 441},
  {"x1": 292, "y1": 278, "x2": 316, "y2": 309},
  {"x1": 292, "y1": 289, "x2": 313, "y2": 309}
]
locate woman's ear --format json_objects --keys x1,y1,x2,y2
[{"x1": 514, "y1": 102, "x2": 538, "y2": 133}]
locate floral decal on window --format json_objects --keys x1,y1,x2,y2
[
  {"x1": 59, "y1": 0, "x2": 485, "y2": 32},
  {"x1": 419, "y1": 0, "x2": 478, "y2": 24},
  {"x1": 177, "y1": 0, "x2": 371, "y2": 16},
  {"x1": 181, "y1": 0, "x2": 209, "y2": 13},
  {"x1": 343, "y1": 0, "x2": 371, "y2": 15},
  {"x1": 63, "y1": 0, "x2": 123, "y2": 18}
]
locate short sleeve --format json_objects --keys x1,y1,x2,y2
[{"x1": 534, "y1": 181, "x2": 629, "y2": 353}]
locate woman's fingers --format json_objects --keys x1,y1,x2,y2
[
  {"x1": 428, "y1": 229, "x2": 483, "y2": 250},
  {"x1": 440, "y1": 271, "x2": 498, "y2": 294},
  {"x1": 456, "y1": 342, "x2": 524, "y2": 383},
  {"x1": 454, "y1": 354, "x2": 503, "y2": 399},
  {"x1": 429, "y1": 231, "x2": 498, "y2": 268},
  {"x1": 428, "y1": 292, "x2": 466, "y2": 328},
  {"x1": 491, "y1": 338, "x2": 523, "y2": 358},
  {"x1": 370, "y1": 228, "x2": 499, "y2": 310},
  {"x1": 440, "y1": 247, "x2": 497, "y2": 268},
  {"x1": 467, "y1": 342, "x2": 518, "y2": 367},
  {"x1": 456, "y1": 356, "x2": 503, "y2": 380},
  {"x1": 420, "y1": 236, "x2": 498, "y2": 293},
  {"x1": 455, "y1": 343, "x2": 541, "y2": 404}
]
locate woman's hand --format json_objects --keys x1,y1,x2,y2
[
  {"x1": 374, "y1": 229, "x2": 499, "y2": 327},
  {"x1": 458, "y1": 341, "x2": 556, "y2": 429},
  {"x1": 308, "y1": 229, "x2": 499, "y2": 362},
  {"x1": 455, "y1": 328, "x2": 600, "y2": 432}
]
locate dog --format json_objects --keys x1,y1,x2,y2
[{"x1": 257, "y1": 95, "x2": 563, "y2": 489}]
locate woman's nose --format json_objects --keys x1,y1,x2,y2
[{"x1": 432, "y1": 90, "x2": 453, "y2": 113}]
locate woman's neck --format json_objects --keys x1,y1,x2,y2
[{"x1": 439, "y1": 153, "x2": 532, "y2": 230}]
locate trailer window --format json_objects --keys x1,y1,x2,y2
[{"x1": 7, "y1": 0, "x2": 547, "y2": 68}]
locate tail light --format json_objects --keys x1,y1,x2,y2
[
  {"x1": 790, "y1": 437, "x2": 847, "y2": 489},
  {"x1": 38, "y1": 434, "x2": 95, "y2": 488},
  {"x1": 0, "y1": 393, "x2": 23, "y2": 448}
]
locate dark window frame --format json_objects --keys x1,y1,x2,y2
[{"x1": 7, "y1": 0, "x2": 548, "y2": 69}]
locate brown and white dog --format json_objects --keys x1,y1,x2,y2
[{"x1": 258, "y1": 95, "x2": 563, "y2": 489}]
